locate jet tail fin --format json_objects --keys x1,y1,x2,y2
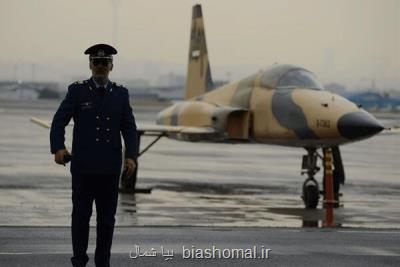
[{"x1": 184, "y1": 4, "x2": 214, "y2": 100}]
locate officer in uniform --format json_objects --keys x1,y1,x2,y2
[{"x1": 50, "y1": 44, "x2": 138, "y2": 267}]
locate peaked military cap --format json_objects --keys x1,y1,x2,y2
[{"x1": 84, "y1": 44, "x2": 117, "y2": 59}]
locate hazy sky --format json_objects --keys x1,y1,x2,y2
[{"x1": 0, "y1": 0, "x2": 399, "y2": 89}]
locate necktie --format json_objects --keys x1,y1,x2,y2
[{"x1": 98, "y1": 86, "x2": 106, "y2": 99}]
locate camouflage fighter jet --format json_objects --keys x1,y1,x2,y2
[
  {"x1": 32, "y1": 4, "x2": 391, "y2": 209},
  {"x1": 153, "y1": 4, "x2": 388, "y2": 208}
]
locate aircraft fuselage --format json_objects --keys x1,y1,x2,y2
[{"x1": 157, "y1": 65, "x2": 384, "y2": 148}]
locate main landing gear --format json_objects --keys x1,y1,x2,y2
[
  {"x1": 119, "y1": 131, "x2": 165, "y2": 193},
  {"x1": 301, "y1": 146, "x2": 345, "y2": 209}
]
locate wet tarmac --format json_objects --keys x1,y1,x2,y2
[
  {"x1": 0, "y1": 100, "x2": 399, "y2": 228},
  {"x1": 2, "y1": 226, "x2": 400, "y2": 266}
]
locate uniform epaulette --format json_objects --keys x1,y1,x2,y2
[
  {"x1": 112, "y1": 82, "x2": 123, "y2": 88},
  {"x1": 73, "y1": 80, "x2": 88, "y2": 85}
]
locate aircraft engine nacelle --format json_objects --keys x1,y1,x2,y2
[
  {"x1": 157, "y1": 101, "x2": 250, "y2": 141},
  {"x1": 212, "y1": 107, "x2": 250, "y2": 140}
]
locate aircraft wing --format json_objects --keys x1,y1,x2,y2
[
  {"x1": 138, "y1": 124, "x2": 216, "y2": 134},
  {"x1": 30, "y1": 117, "x2": 52, "y2": 129},
  {"x1": 30, "y1": 117, "x2": 217, "y2": 136}
]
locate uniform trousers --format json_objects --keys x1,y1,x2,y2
[{"x1": 70, "y1": 173, "x2": 120, "y2": 267}]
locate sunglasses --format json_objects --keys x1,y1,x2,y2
[{"x1": 91, "y1": 58, "x2": 112, "y2": 67}]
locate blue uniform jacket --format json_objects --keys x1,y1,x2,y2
[{"x1": 50, "y1": 78, "x2": 138, "y2": 175}]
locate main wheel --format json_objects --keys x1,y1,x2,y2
[{"x1": 302, "y1": 179, "x2": 319, "y2": 209}]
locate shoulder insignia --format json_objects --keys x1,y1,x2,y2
[
  {"x1": 112, "y1": 82, "x2": 123, "y2": 87},
  {"x1": 74, "y1": 80, "x2": 88, "y2": 85}
]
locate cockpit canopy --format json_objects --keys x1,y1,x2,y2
[{"x1": 260, "y1": 64, "x2": 324, "y2": 90}]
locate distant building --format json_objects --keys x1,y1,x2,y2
[
  {"x1": 0, "y1": 81, "x2": 59, "y2": 100},
  {"x1": 124, "y1": 78, "x2": 151, "y2": 88},
  {"x1": 155, "y1": 73, "x2": 185, "y2": 87},
  {"x1": 324, "y1": 82, "x2": 347, "y2": 95},
  {"x1": 345, "y1": 91, "x2": 400, "y2": 112},
  {"x1": 128, "y1": 86, "x2": 182, "y2": 101}
]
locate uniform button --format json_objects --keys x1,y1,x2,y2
[
  {"x1": 106, "y1": 128, "x2": 110, "y2": 131},
  {"x1": 96, "y1": 127, "x2": 100, "y2": 130},
  {"x1": 106, "y1": 117, "x2": 110, "y2": 120},
  {"x1": 96, "y1": 116, "x2": 99, "y2": 119},
  {"x1": 96, "y1": 138, "x2": 99, "y2": 142},
  {"x1": 106, "y1": 139, "x2": 110, "y2": 143}
]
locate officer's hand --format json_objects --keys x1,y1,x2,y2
[
  {"x1": 124, "y1": 158, "x2": 137, "y2": 177},
  {"x1": 54, "y1": 149, "x2": 70, "y2": 166}
]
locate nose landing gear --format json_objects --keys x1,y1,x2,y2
[
  {"x1": 301, "y1": 146, "x2": 345, "y2": 209},
  {"x1": 301, "y1": 148, "x2": 321, "y2": 209}
]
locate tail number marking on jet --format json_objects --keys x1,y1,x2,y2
[{"x1": 316, "y1": 119, "x2": 331, "y2": 128}]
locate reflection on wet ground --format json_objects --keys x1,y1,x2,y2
[{"x1": 0, "y1": 101, "x2": 399, "y2": 228}]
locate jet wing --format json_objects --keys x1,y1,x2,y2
[
  {"x1": 30, "y1": 117, "x2": 217, "y2": 136},
  {"x1": 30, "y1": 117, "x2": 52, "y2": 129},
  {"x1": 138, "y1": 124, "x2": 216, "y2": 134}
]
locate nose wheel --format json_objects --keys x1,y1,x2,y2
[
  {"x1": 300, "y1": 147, "x2": 345, "y2": 209},
  {"x1": 301, "y1": 148, "x2": 321, "y2": 209},
  {"x1": 302, "y1": 178, "x2": 319, "y2": 209}
]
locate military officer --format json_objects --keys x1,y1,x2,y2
[{"x1": 50, "y1": 43, "x2": 138, "y2": 267}]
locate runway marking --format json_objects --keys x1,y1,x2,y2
[
  {"x1": 337, "y1": 230, "x2": 400, "y2": 234},
  {"x1": 0, "y1": 252, "x2": 34, "y2": 255},
  {"x1": 353, "y1": 247, "x2": 400, "y2": 256},
  {"x1": 276, "y1": 229, "x2": 400, "y2": 235}
]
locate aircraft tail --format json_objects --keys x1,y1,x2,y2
[{"x1": 184, "y1": 4, "x2": 214, "y2": 100}]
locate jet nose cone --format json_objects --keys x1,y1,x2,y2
[{"x1": 338, "y1": 112, "x2": 384, "y2": 140}]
